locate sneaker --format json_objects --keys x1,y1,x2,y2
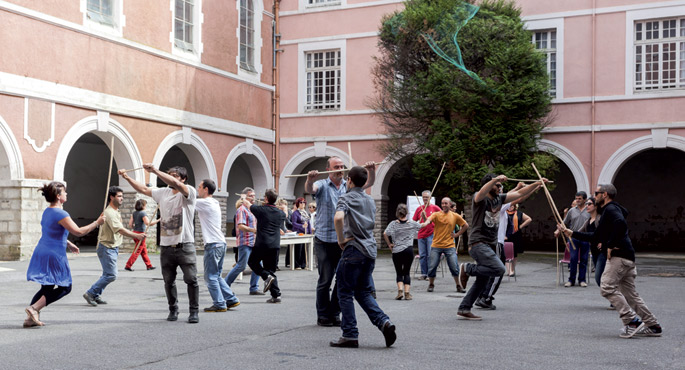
[
  {"x1": 317, "y1": 317, "x2": 335, "y2": 327},
  {"x1": 579, "y1": 281, "x2": 588, "y2": 287},
  {"x1": 83, "y1": 292, "x2": 98, "y2": 306},
  {"x1": 479, "y1": 298, "x2": 496, "y2": 310},
  {"x1": 404, "y1": 292, "x2": 413, "y2": 301},
  {"x1": 263, "y1": 275, "x2": 275, "y2": 293},
  {"x1": 636, "y1": 324, "x2": 662, "y2": 337},
  {"x1": 266, "y1": 297, "x2": 282, "y2": 303},
  {"x1": 619, "y1": 319, "x2": 645, "y2": 339},
  {"x1": 474, "y1": 298, "x2": 486, "y2": 308},
  {"x1": 204, "y1": 305, "x2": 228, "y2": 312},
  {"x1": 458, "y1": 263, "x2": 469, "y2": 290},
  {"x1": 564, "y1": 281, "x2": 572, "y2": 287},
  {"x1": 457, "y1": 285, "x2": 465, "y2": 293},
  {"x1": 93, "y1": 296, "x2": 107, "y2": 305},
  {"x1": 249, "y1": 291, "x2": 266, "y2": 296},
  {"x1": 147, "y1": 266, "x2": 156, "y2": 270},
  {"x1": 227, "y1": 301, "x2": 241, "y2": 309},
  {"x1": 419, "y1": 275, "x2": 427, "y2": 281},
  {"x1": 381, "y1": 320, "x2": 397, "y2": 347},
  {"x1": 427, "y1": 285, "x2": 434, "y2": 292},
  {"x1": 457, "y1": 311, "x2": 482, "y2": 321}
]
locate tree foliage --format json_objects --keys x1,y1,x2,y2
[{"x1": 372, "y1": 0, "x2": 558, "y2": 205}]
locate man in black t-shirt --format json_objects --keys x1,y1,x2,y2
[
  {"x1": 244, "y1": 188, "x2": 285, "y2": 303},
  {"x1": 457, "y1": 173, "x2": 546, "y2": 320}
]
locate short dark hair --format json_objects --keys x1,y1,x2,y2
[
  {"x1": 348, "y1": 166, "x2": 368, "y2": 188},
  {"x1": 396, "y1": 203, "x2": 408, "y2": 219},
  {"x1": 241, "y1": 187, "x2": 254, "y2": 194},
  {"x1": 264, "y1": 188, "x2": 278, "y2": 204},
  {"x1": 480, "y1": 173, "x2": 496, "y2": 187},
  {"x1": 134, "y1": 199, "x2": 147, "y2": 211},
  {"x1": 587, "y1": 197, "x2": 596, "y2": 206},
  {"x1": 167, "y1": 166, "x2": 188, "y2": 181},
  {"x1": 575, "y1": 191, "x2": 588, "y2": 200},
  {"x1": 38, "y1": 182, "x2": 65, "y2": 203},
  {"x1": 598, "y1": 184, "x2": 617, "y2": 199},
  {"x1": 201, "y1": 179, "x2": 216, "y2": 195},
  {"x1": 108, "y1": 186, "x2": 123, "y2": 202}
]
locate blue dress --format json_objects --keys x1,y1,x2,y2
[{"x1": 26, "y1": 208, "x2": 72, "y2": 286}]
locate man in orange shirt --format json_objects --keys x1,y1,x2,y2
[{"x1": 420, "y1": 197, "x2": 469, "y2": 293}]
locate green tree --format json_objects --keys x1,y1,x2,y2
[{"x1": 372, "y1": 0, "x2": 558, "y2": 208}]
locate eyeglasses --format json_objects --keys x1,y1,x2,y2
[
  {"x1": 495, "y1": 184, "x2": 502, "y2": 188},
  {"x1": 585, "y1": 202, "x2": 593, "y2": 206},
  {"x1": 594, "y1": 191, "x2": 605, "y2": 196}
]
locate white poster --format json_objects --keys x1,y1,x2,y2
[{"x1": 407, "y1": 196, "x2": 435, "y2": 218}]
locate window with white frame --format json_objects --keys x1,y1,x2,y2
[
  {"x1": 239, "y1": 0, "x2": 256, "y2": 72},
  {"x1": 174, "y1": 0, "x2": 195, "y2": 52},
  {"x1": 307, "y1": 0, "x2": 341, "y2": 6},
  {"x1": 634, "y1": 17, "x2": 685, "y2": 91},
  {"x1": 305, "y1": 50, "x2": 341, "y2": 111},
  {"x1": 532, "y1": 29, "x2": 557, "y2": 98},
  {"x1": 87, "y1": 0, "x2": 114, "y2": 26}
]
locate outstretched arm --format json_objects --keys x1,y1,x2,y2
[
  {"x1": 58, "y1": 214, "x2": 105, "y2": 237},
  {"x1": 143, "y1": 163, "x2": 189, "y2": 197},
  {"x1": 362, "y1": 161, "x2": 376, "y2": 190},
  {"x1": 504, "y1": 179, "x2": 547, "y2": 204},
  {"x1": 119, "y1": 170, "x2": 152, "y2": 197}
]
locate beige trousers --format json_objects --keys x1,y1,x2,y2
[{"x1": 600, "y1": 256, "x2": 657, "y2": 326}]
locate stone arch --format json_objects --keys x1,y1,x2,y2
[
  {"x1": 151, "y1": 129, "x2": 218, "y2": 187},
  {"x1": 53, "y1": 115, "x2": 143, "y2": 184},
  {"x1": 598, "y1": 132, "x2": 685, "y2": 185},
  {"x1": 0, "y1": 114, "x2": 24, "y2": 181},
  {"x1": 370, "y1": 154, "x2": 397, "y2": 200},
  {"x1": 538, "y1": 139, "x2": 590, "y2": 193},
  {"x1": 221, "y1": 139, "x2": 272, "y2": 196},
  {"x1": 278, "y1": 145, "x2": 355, "y2": 199}
]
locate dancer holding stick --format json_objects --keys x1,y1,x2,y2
[
  {"x1": 124, "y1": 200, "x2": 159, "y2": 271},
  {"x1": 411, "y1": 162, "x2": 446, "y2": 280}
]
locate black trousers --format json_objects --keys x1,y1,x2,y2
[
  {"x1": 392, "y1": 247, "x2": 414, "y2": 285},
  {"x1": 481, "y1": 243, "x2": 506, "y2": 299},
  {"x1": 31, "y1": 284, "x2": 72, "y2": 306},
  {"x1": 248, "y1": 247, "x2": 280, "y2": 298},
  {"x1": 160, "y1": 243, "x2": 199, "y2": 313}
]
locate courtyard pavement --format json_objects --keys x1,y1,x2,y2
[{"x1": 0, "y1": 249, "x2": 683, "y2": 369}]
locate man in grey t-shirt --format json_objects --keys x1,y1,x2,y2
[{"x1": 557, "y1": 191, "x2": 591, "y2": 287}]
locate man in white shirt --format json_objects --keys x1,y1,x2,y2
[
  {"x1": 196, "y1": 179, "x2": 240, "y2": 312},
  {"x1": 119, "y1": 164, "x2": 199, "y2": 324}
]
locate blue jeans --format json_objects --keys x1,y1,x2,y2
[
  {"x1": 225, "y1": 245, "x2": 260, "y2": 292},
  {"x1": 203, "y1": 243, "x2": 238, "y2": 308},
  {"x1": 568, "y1": 239, "x2": 590, "y2": 284},
  {"x1": 594, "y1": 252, "x2": 607, "y2": 287},
  {"x1": 458, "y1": 243, "x2": 506, "y2": 311},
  {"x1": 315, "y1": 237, "x2": 342, "y2": 320},
  {"x1": 427, "y1": 247, "x2": 459, "y2": 277},
  {"x1": 417, "y1": 235, "x2": 433, "y2": 276},
  {"x1": 87, "y1": 244, "x2": 118, "y2": 298},
  {"x1": 336, "y1": 247, "x2": 390, "y2": 339}
]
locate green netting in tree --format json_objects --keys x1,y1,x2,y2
[{"x1": 422, "y1": 2, "x2": 486, "y2": 86}]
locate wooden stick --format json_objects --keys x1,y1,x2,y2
[
  {"x1": 347, "y1": 142, "x2": 353, "y2": 168},
  {"x1": 284, "y1": 162, "x2": 387, "y2": 178},
  {"x1": 96, "y1": 137, "x2": 115, "y2": 249},
  {"x1": 531, "y1": 163, "x2": 576, "y2": 251},
  {"x1": 427, "y1": 162, "x2": 447, "y2": 203},
  {"x1": 556, "y1": 236, "x2": 559, "y2": 287},
  {"x1": 508, "y1": 178, "x2": 554, "y2": 183},
  {"x1": 121, "y1": 167, "x2": 143, "y2": 174},
  {"x1": 131, "y1": 206, "x2": 158, "y2": 257},
  {"x1": 413, "y1": 190, "x2": 428, "y2": 221}
]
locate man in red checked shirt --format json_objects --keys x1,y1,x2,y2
[{"x1": 412, "y1": 191, "x2": 441, "y2": 280}]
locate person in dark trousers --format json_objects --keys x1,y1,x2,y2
[
  {"x1": 330, "y1": 166, "x2": 396, "y2": 349},
  {"x1": 244, "y1": 188, "x2": 285, "y2": 303},
  {"x1": 560, "y1": 184, "x2": 662, "y2": 338}
]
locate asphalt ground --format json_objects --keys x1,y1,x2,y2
[{"x1": 1, "y1": 249, "x2": 683, "y2": 370}]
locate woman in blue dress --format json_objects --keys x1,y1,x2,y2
[{"x1": 24, "y1": 182, "x2": 105, "y2": 327}]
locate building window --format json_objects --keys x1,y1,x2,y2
[
  {"x1": 533, "y1": 29, "x2": 557, "y2": 98},
  {"x1": 305, "y1": 50, "x2": 341, "y2": 111},
  {"x1": 240, "y1": 0, "x2": 255, "y2": 72},
  {"x1": 174, "y1": 0, "x2": 195, "y2": 52},
  {"x1": 307, "y1": 0, "x2": 341, "y2": 6},
  {"x1": 634, "y1": 18, "x2": 685, "y2": 91},
  {"x1": 87, "y1": 0, "x2": 114, "y2": 26}
]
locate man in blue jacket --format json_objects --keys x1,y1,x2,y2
[{"x1": 560, "y1": 184, "x2": 662, "y2": 339}]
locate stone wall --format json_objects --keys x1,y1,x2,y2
[
  {"x1": 374, "y1": 197, "x2": 389, "y2": 250},
  {"x1": 0, "y1": 180, "x2": 49, "y2": 261}
]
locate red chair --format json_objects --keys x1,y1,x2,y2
[
  {"x1": 503, "y1": 242, "x2": 516, "y2": 282},
  {"x1": 557, "y1": 246, "x2": 590, "y2": 286}
]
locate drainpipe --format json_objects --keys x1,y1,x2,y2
[
  {"x1": 590, "y1": 0, "x2": 597, "y2": 188},
  {"x1": 272, "y1": 0, "x2": 283, "y2": 190}
]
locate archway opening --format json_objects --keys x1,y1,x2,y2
[
  {"x1": 158, "y1": 145, "x2": 195, "y2": 187},
  {"x1": 382, "y1": 157, "x2": 425, "y2": 226},
  {"x1": 63, "y1": 133, "x2": 119, "y2": 248},
  {"x1": 613, "y1": 148, "x2": 685, "y2": 253},
  {"x1": 225, "y1": 155, "x2": 256, "y2": 234},
  {"x1": 298, "y1": 157, "x2": 329, "y2": 202}
]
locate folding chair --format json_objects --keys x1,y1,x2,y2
[
  {"x1": 557, "y1": 246, "x2": 591, "y2": 286},
  {"x1": 503, "y1": 242, "x2": 516, "y2": 282},
  {"x1": 412, "y1": 253, "x2": 445, "y2": 278}
]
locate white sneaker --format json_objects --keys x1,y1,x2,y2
[
  {"x1": 619, "y1": 321, "x2": 645, "y2": 339},
  {"x1": 579, "y1": 282, "x2": 588, "y2": 287},
  {"x1": 563, "y1": 281, "x2": 572, "y2": 287}
]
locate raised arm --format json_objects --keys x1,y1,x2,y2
[
  {"x1": 361, "y1": 161, "x2": 376, "y2": 190},
  {"x1": 504, "y1": 179, "x2": 547, "y2": 204},
  {"x1": 305, "y1": 171, "x2": 320, "y2": 194},
  {"x1": 58, "y1": 214, "x2": 105, "y2": 237},
  {"x1": 475, "y1": 175, "x2": 507, "y2": 203},
  {"x1": 143, "y1": 163, "x2": 189, "y2": 197},
  {"x1": 119, "y1": 170, "x2": 152, "y2": 197}
]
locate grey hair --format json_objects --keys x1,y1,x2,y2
[{"x1": 598, "y1": 184, "x2": 617, "y2": 199}]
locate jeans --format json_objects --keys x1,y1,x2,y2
[
  {"x1": 594, "y1": 252, "x2": 607, "y2": 287},
  {"x1": 600, "y1": 256, "x2": 658, "y2": 326},
  {"x1": 225, "y1": 245, "x2": 260, "y2": 292},
  {"x1": 87, "y1": 244, "x2": 118, "y2": 298},
  {"x1": 427, "y1": 247, "x2": 459, "y2": 277},
  {"x1": 336, "y1": 247, "x2": 390, "y2": 339},
  {"x1": 248, "y1": 247, "x2": 280, "y2": 298},
  {"x1": 160, "y1": 243, "x2": 199, "y2": 313},
  {"x1": 458, "y1": 243, "x2": 506, "y2": 311},
  {"x1": 568, "y1": 239, "x2": 590, "y2": 284},
  {"x1": 315, "y1": 237, "x2": 342, "y2": 320},
  {"x1": 203, "y1": 243, "x2": 238, "y2": 308},
  {"x1": 417, "y1": 235, "x2": 433, "y2": 276}
]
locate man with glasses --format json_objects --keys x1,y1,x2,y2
[
  {"x1": 560, "y1": 184, "x2": 662, "y2": 338},
  {"x1": 305, "y1": 157, "x2": 376, "y2": 327},
  {"x1": 557, "y1": 191, "x2": 591, "y2": 287}
]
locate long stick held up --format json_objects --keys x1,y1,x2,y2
[
  {"x1": 284, "y1": 162, "x2": 386, "y2": 178},
  {"x1": 102, "y1": 137, "x2": 115, "y2": 213},
  {"x1": 131, "y1": 206, "x2": 158, "y2": 257},
  {"x1": 531, "y1": 163, "x2": 576, "y2": 251},
  {"x1": 427, "y1": 162, "x2": 447, "y2": 202}
]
